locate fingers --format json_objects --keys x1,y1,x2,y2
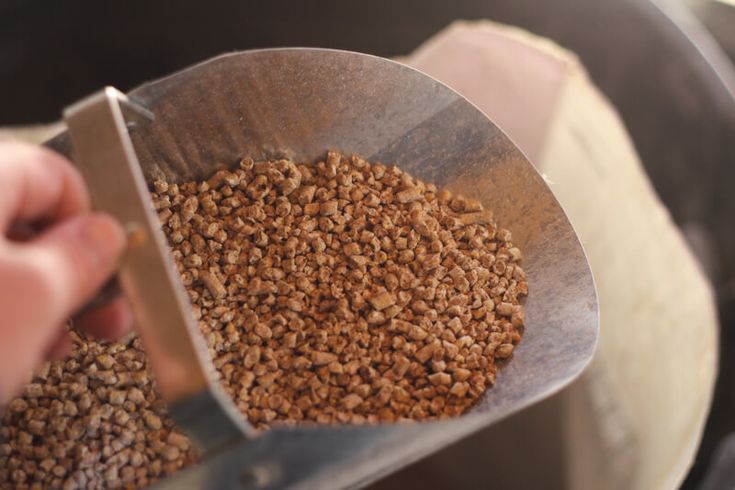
[
  {"x1": 0, "y1": 143, "x2": 132, "y2": 402},
  {"x1": 74, "y1": 296, "x2": 134, "y2": 341},
  {"x1": 0, "y1": 141, "x2": 90, "y2": 232},
  {"x1": 18, "y1": 213, "x2": 126, "y2": 319},
  {"x1": 0, "y1": 256, "x2": 62, "y2": 396}
]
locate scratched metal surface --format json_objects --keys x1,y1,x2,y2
[{"x1": 48, "y1": 49, "x2": 598, "y2": 489}]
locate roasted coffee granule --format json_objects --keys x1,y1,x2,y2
[{"x1": 0, "y1": 151, "x2": 527, "y2": 488}]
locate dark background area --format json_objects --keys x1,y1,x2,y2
[{"x1": 2, "y1": 0, "x2": 734, "y2": 487}]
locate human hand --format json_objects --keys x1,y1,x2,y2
[{"x1": 0, "y1": 141, "x2": 133, "y2": 404}]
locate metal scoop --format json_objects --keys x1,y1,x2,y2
[{"x1": 48, "y1": 48, "x2": 598, "y2": 490}]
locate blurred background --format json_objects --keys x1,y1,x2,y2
[{"x1": 1, "y1": 0, "x2": 734, "y2": 487}]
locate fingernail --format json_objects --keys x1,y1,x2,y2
[{"x1": 80, "y1": 215, "x2": 126, "y2": 267}]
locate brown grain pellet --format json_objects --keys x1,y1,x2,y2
[{"x1": 0, "y1": 333, "x2": 194, "y2": 489}]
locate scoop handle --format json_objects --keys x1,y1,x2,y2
[{"x1": 64, "y1": 87, "x2": 254, "y2": 452}]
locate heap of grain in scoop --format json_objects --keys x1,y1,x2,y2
[
  {"x1": 155, "y1": 151, "x2": 527, "y2": 428},
  {"x1": 0, "y1": 151, "x2": 527, "y2": 488}
]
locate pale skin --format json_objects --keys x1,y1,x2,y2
[{"x1": 0, "y1": 141, "x2": 132, "y2": 404}]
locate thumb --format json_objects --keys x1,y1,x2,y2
[
  {"x1": 21, "y1": 213, "x2": 126, "y2": 319},
  {"x1": 0, "y1": 213, "x2": 125, "y2": 402}
]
